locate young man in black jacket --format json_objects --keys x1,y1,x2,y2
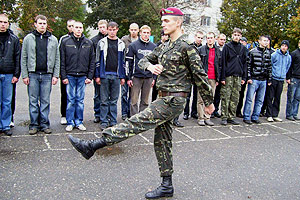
[
  {"x1": 91, "y1": 20, "x2": 108, "y2": 123},
  {"x1": 286, "y1": 39, "x2": 300, "y2": 120},
  {"x1": 60, "y1": 21, "x2": 95, "y2": 132},
  {"x1": 197, "y1": 32, "x2": 221, "y2": 126},
  {"x1": 243, "y1": 35, "x2": 272, "y2": 124},
  {"x1": 220, "y1": 28, "x2": 247, "y2": 125},
  {"x1": 0, "y1": 13, "x2": 21, "y2": 136},
  {"x1": 126, "y1": 25, "x2": 156, "y2": 116}
]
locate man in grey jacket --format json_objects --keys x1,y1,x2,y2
[{"x1": 21, "y1": 15, "x2": 60, "y2": 135}]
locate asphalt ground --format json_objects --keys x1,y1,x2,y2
[{"x1": 1, "y1": 81, "x2": 300, "y2": 200}]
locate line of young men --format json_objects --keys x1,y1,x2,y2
[{"x1": 182, "y1": 28, "x2": 299, "y2": 126}]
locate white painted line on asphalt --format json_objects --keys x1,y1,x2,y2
[
  {"x1": 229, "y1": 126, "x2": 247, "y2": 135},
  {"x1": 43, "y1": 135, "x2": 52, "y2": 150},
  {"x1": 175, "y1": 129, "x2": 195, "y2": 141},
  {"x1": 138, "y1": 133, "x2": 151, "y2": 144},
  {"x1": 210, "y1": 127, "x2": 231, "y2": 138},
  {"x1": 267, "y1": 123, "x2": 290, "y2": 132}
]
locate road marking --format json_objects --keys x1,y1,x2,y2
[
  {"x1": 43, "y1": 135, "x2": 52, "y2": 150},
  {"x1": 175, "y1": 129, "x2": 196, "y2": 141}
]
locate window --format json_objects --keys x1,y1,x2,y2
[
  {"x1": 201, "y1": 16, "x2": 211, "y2": 26},
  {"x1": 184, "y1": 14, "x2": 191, "y2": 24}
]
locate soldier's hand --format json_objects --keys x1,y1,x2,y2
[
  {"x1": 127, "y1": 80, "x2": 133, "y2": 87},
  {"x1": 221, "y1": 81, "x2": 226, "y2": 85},
  {"x1": 23, "y1": 77, "x2": 29, "y2": 85},
  {"x1": 247, "y1": 79, "x2": 253, "y2": 84},
  {"x1": 147, "y1": 64, "x2": 163, "y2": 75},
  {"x1": 205, "y1": 104, "x2": 215, "y2": 115}
]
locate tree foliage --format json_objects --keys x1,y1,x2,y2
[
  {"x1": 85, "y1": 0, "x2": 167, "y2": 41},
  {"x1": 287, "y1": 6, "x2": 300, "y2": 45},
  {"x1": 1, "y1": 0, "x2": 20, "y2": 22},
  {"x1": 218, "y1": 0, "x2": 299, "y2": 49},
  {"x1": 17, "y1": 0, "x2": 85, "y2": 39}
]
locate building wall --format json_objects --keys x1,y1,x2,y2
[{"x1": 174, "y1": 0, "x2": 223, "y2": 41}]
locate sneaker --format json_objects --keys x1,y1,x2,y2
[
  {"x1": 243, "y1": 120, "x2": 252, "y2": 125},
  {"x1": 9, "y1": 121, "x2": 14, "y2": 128},
  {"x1": 214, "y1": 112, "x2": 221, "y2": 118},
  {"x1": 197, "y1": 119, "x2": 205, "y2": 126},
  {"x1": 60, "y1": 117, "x2": 67, "y2": 125},
  {"x1": 43, "y1": 128, "x2": 52, "y2": 134},
  {"x1": 251, "y1": 119, "x2": 261, "y2": 124},
  {"x1": 93, "y1": 117, "x2": 100, "y2": 123},
  {"x1": 99, "y1": 124, "x2": 107, "y2": 131},
  {"x1": 267, "y1": 117, "x2": 274, "y2": 122},
  {"x1": 121, "y1": 115, "x2": 127, "y2": 121},
  {"x1": 273, "y1": 117, "x2": 282, "y2": 122},
  {"x1": 77, "y1": 124, "x2": 86, "y2": 131},
  {"x1": 173, "y1": 119, "x2": 184, "y2": 127},
  {"x1": 3, "y1": 129, "x2": 12, "y2": 136},
  {"x1": 294, "y1": 116, "x2": 300, "y2": 121},
  {"x1": 29, "y1": 128, "x2": 38, "y2": 135},
  {"x1": 183, "y1": 114, "x2": 189, "y2": 120},
  {"x1": 221, "y1": 119, "x2": 227, "y2": 126},
  {"x1": 66, "y1": 125, "x2": 74, "y2": 132},
  {"x1": 191, "y1": 113, "x2": 198, "y2": 119},
  {"x1": 204, "y1": 119, "x2": 214, "y2": 126},
  {"x1": 236, "y1": 113, "x2": 244, "y2": 118},
  {"x1": 227, "y1": 119, "x2": 240, "y2": 125},
  {"x1": 286, "y1": 116, "x2": 295, "y2": 121}
]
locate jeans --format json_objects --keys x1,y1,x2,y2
[
  {"x1": 0, "y1": 74, "x2": 13, "y2": 131},
  {"x1": 66, "y1": 75, "x2": 86, "y2": 126},
  {"x1": 100, "y1": 74, "x2": 120, "y2": 126},
  {"x1": 121, "y1": 83, "x2": 130, "y2": 117},
  {"x1": 130, "y1": 77, "x2": 153, "y2": 116},
  {"x1": 286, "y1": 78, "x2": 300, "y2": 118},
  {"x1": 93, "y1": 80, "x2": 101, "y2": 118},
  {"x1": 243, "y1": 80, "x2": 266, "y2": 121},
  {"x1": 28, "y1": 73, "x2": 52, "y2": 130}
]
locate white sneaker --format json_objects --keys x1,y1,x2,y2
[
  {"x1": 60, "y1": 117, "x2": 67, "y2": 125},
  {"x1": 9, "y1": 121, "x2": 14, "y2": 127},
  {"x1": 267, "y1": 117, "x2": 274, "y2": 122},
  {"x1": 65, "y1": 125, "x2": 74, "y2": 132},
  {"x1": 77, "y1": 124, "x2": 86, "y2": 131},
  {"x1": 273, "y1": 117, "x2": 282, "y2": 122}
]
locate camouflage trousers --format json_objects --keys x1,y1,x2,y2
[
  {"x1": 102, "y1": 96, "x2": 186, "y2": 176},
  {"x1": 220, "y1": 76, "x2": 242, "y2": 120}
]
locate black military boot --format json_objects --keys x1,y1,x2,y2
[
  {"x1": 145, "y1": 176, "x2": 174, "y2": 199},
  {"x1": 67, "y1": 135, "x2": 107, "y2": 160}
]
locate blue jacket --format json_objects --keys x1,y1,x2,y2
[
  {"x1": 271, "y1": 49, "x2": 292, "y2": 81},
  {"x1": 95, "y1": 36, "x2": 125, "y2": 79}
]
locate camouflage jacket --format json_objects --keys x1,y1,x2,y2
[{"x1": 138, "y1": 34, "x2": 213, "y2": 106}]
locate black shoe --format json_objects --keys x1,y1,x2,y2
[
  {"x1": 183, "y1": 114, "x2": 189, "y2": 120},
  {"x1": 260, "y1": 112, "x2": 266, "y2": 117},
  {"x1": 99, "y1": 124, "x2": 108, "y2": 131},
  {"x1": 227, "y1": 119, "x2": 240, "y2": 125},
  {"x1": 221, "y1": 119, "x2": 227, "y2": 126},
  {"x1": 214, "y1": 112, "x2": 221, "y2": 118},
  {"x1": 67, "y1": 135, "x2": 107, "y2": 160},
  {"x1": 121, "y1": 115, "x2": 127, "y2": 121},
  {"x1": 243, "y1": 120, "x2": 252, "y2": 125},
  {"x1": 236, "y1": 113, "x2": 244, "y2": 118},
  {"x1": 191, "y1": 113, "x2": 198, "y2": 119},
  {"x1": 3, "y1": 130, "x2": 12, "y2": 136},
  {"x1": 251, "y1": 119, "x2": 261, "y2": 124},
  {"x1": 173, "y1": 119, "x2": 184, "y2": 127},
  {"x1": 145, "y1": 176, "x2": 174, "y2": 199},
  {"x1": 93, "y1": 117, "x2": 100, "y2": 123}
]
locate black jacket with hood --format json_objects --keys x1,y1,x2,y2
[{"x1": 287, "y1": 48, "x2": 300, "y2": 80}]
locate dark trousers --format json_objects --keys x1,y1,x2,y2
[
  {"x1": 60, "y1": 79, "x2": 67, "y2": 117},
  {"x1": 184, "y1": 83, "x2": 197, "y2": 116},
  {"x1": 213, "y1": 83, "x2": 221, "y2": 113},
  {"x1": 260, "y1": 82, "x2": 269, "y2": 115},
  {"x1": 236, "y1": 83, "x2": 247, "y2": 115},
  {"x1": 152, "y1": 80, "x2": 158, "y2": 102},
  {"x1": 266, "y1": 79, "x2": 284, "y2": 117}
]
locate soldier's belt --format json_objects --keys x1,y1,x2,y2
[{"x1": 159, "y1": 91, "x2": 188, "y2": 98}]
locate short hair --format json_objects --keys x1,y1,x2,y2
[
  {"x1": 0, "y1": 13, "x2": 9, "y2": 19},
  {"x1": 98, "y1": 20, "x2": 108, "y2": 26},
  {"x1": 259, "y1": 35, "x2": 268, "y2": 41},
  {"x1": 129, "y1": 23, "x2": 139, "y2": 29},
  {"x1": 35, "y1": 15, "x2": 47, "y2": 22},
  {"x1": 108, "y1": 21, "x2": 118, "y2": 28},
  {"x1": 73, "y1": 21, "x2": 83, "y2": 26},
  {"x1": 140, "y1": 25, "x2": 151, "y2": 32},
  {"x1": 67, "y1": 19, "x2": 75, "y2": 24},
  {"x1": 217, "y1": 33, "x2": 226, "y2": 39},
  {"x1": 232, "y1": 28, "x2": 242, "y2": 34},
  {"x1": 195, "y1": 31, "x2": 203, "y2": 36},
  {"x1": 206, "y1": 32, "x2": 215, "y2": 37}
]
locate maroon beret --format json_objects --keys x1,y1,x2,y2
[{"x1": 160, "y1": 7, "x2": 184, "y2": 17}]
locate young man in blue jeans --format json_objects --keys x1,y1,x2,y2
[
  {"x1": 95, "y1": 21, "x2": 126, "y2": 130},
  {"x1": 60, "y1": 21, "x2": 95, "y2": 132},
  {"x1": 243, "y1": 36, "x2": 272, "y2": 124}
]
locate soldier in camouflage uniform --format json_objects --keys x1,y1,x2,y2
[{"x1": 67, "y1": 7, "x2": 214, "y2": 199}]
